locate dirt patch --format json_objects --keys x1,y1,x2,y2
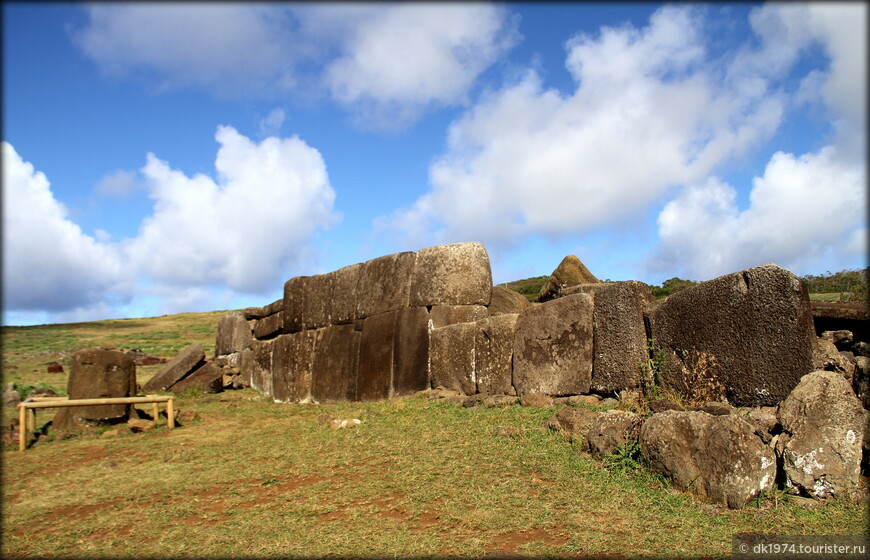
[
  {"x1": 487, "y1": 528, "x2": 569, "y2": 554},
  {"x1": 43, "y1": 498, "x2": 123, "y2": 522}
]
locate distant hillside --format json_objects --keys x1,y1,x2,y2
[{"x1": 498, "y1": 276, "x2": 549, "y2": 302}]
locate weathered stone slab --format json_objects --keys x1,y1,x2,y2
[
  {"x1": 253, "y1": 311, "x2": 283, "y2": 339},
  {"x1": 475, "y1": 314, "x2": 518, "y2": 395},
  {"x1": 512, "y1": 294, "x2": 594, "y2": 396},
  {"x1": 538, "y1": 255, "x2": 600, "y2": 302},
  {"x1": 246, "y1": 339, "x2": 274, "y2": 397},
  {"x1": 215, "y1": 312, "x2": 254, "y2": 356},
  {"x1": 640, "y1": 410, "x2": 777, "y2": 509},
  {"x1": 357, "y1": 311, "x2": 398, "y2": 401},
  {"x1": 488, "y1": 285, "x2": 532, "y2": 315},
  {"x1": 590, "y1": 281, "x2": 653, "y2": 393},
  {"x1": 559, "y1": 283, "x2": 612, "y2": 298},
  {"x1": 143, "y1": 343, "x2": 205, "y2": 393},
  {"x1": 647, "y1": 264, "x2": 817, "y2": 407},
  {"x1": 410, "y1": 242, "x2": 492, "y2": 307},
  {"x1": 302, "y1": 264, "x2": 362, "y2": 329},
  {"x1": 264, "y1": 298, "x2": 284, "y2": 316},
  {"x1": 429, "y1": 305, "x2": 488, "y2": 329},
  {"x1": 311, "y1": 324, "x2": 360, "y2": 402},
  {"x1": 429, "y1": 322, "x2": 476, "y2": 395},
  {"x1": 282, "y1": 276, "x2": 309, "y2": 333},
  {"x1": 776, "y1": 370, "x2": 865, "y2": 499},
  {"x1": 356, "y1": 252, "x2": 417, "y2": 319},
  {"x1": 392, "y1": 307, "x2": 430, "y2": 396},
  {"x1": 171, "y1": 362, "x2": 223, "y2": 394},
  {"x1": 272, "y1": 330, "x2": 316, "y2": 403},
  {"x1": 243, "y1": 306, "x2": 269, "y2": 320},
  {"x1": 586, "y1": 410, "x2": 643, "y2": 458},
  {"x1": 66, "y1": 349, "x2": 136, "y2": 421}
]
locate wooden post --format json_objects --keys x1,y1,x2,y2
[
  {"x1": 18, "y1": 403, "x2": 26, "y2": 451},
  {"x1": 166, "y1": 398, "x2": 175, "y2": 429},
  {"x1": 152, "y1": 402, "x2": 159, "y2": 422}
]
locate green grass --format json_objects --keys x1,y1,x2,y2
[
  {"x1": 2, "y1": 310, "x2": 867, "y2": 558},
  {"x1": 808, "y1": 292, "x2": 847, "y2": 301}
]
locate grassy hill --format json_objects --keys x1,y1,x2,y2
[{"x1": 2, "y1": 310, "x2": 866, "y2": 557}]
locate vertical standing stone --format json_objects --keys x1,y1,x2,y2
[
  {"x1": 357, "y1": 311, "x2": 398, "y2": 401},
  {"x1": 512, "y1": 294, "x2": 594, "y2": 396},
  {"x1": 393, "y1": 307, "x2": 431, "y2": 396},
  {"x1": 272, "y1": 331, "x2": 316, "y2": 403},
  {"x1": 215, "y1": 312, "x2": 254, "y2": 356},
  {"x1": 429, "y1": 322, "x2": 477, "y2": 395},
  {"x1": 475, "y1": 314, "x2": 518, "y2": 395},
  {"x1": 248, "y1": 339, "x2": 274, "y2": 397},
  {"x1": 283, "y1": 276, "x2": 309, "y2": 333},
  {"x1": 429, "y1": 305, "x2": 488, "y2": 329},
  {"x1": 311, "y1": 324, "x2": 360, "y2": 402},
  {"x1": 65, "y1": 349, "x2": 136, "y2": 421}
]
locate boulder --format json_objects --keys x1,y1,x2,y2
[
  {"x1": 586, "y1": 410, "x2": 643, "y2": 458},
  {"x1": 428, "y1": 305, "x2": 488, "y2": 329},
  {"x1": 537, "y1": 255, "x2": 600, "y2": 302},
  {"x1": 475, "y1": 314, "x2": 518, "y2": 395},
  {"x1": 734, "y1": 406, "x2": 780, "y2": 444},
  {"x1": 776, "y1": 370, "x2": 865, "y2": 499},
  {"x1": 519, "y1": 394, "x2": 554, "y2": 407},
  {"x1": 483, "y1": 395, "x2": 518, "y2": 407},
  {"x1": 488, "y1": 285, "x2": 532, "y2": 315},
  {"x1": 429, "y1": 322, "x2": 476, "y2": 395},
  {"x1": 550, "y1": 407, "x2": 600, "y2": 440},
  {"x1": 813, "y1": 338, "x2": 856, "y2": 381},
  {"x1": 590, "y1": 281, "x2": 653, "y2": 393},
  {"x1": 639, "y1": 410, "x2": 777, "y2": 508},
  {"x1": 647, "y1": 264, "x2": 817, "y2": 407},
  {"x1": 282, "y1": 275, "x2": 309, "y2": 333},
  {"x1": 252, "y1": 311, "x2": 284, "y2": 340},
  {"x1": 215, "y1": 312, "x2": 254, "y2": 356},
  {"x1": 555, "y1": 395, "x2": 602, "y2": 406},
  {"x1": 47, "y1": 362, "x2": 64, "y2": 373},
  {"x1": 271, "y1": 330, "x2": 316, "y2": 403},
  {"x1": 513, "y1": 294, "x2": 594, "y2": 396},
  {"x1": 127, "y1": 418, "x2": 156, "y2": 432},
  {"x1": 409, "y1": 242, "x2": 492, "y2": 307},
  {"x1": 143, "y1": 343, "x2": 205, "y2": 393},
  {"x1": 392, "y1": 307, "x2": 431, "y2": 396},
  {"x1": 311, "y1": 324, "x2": 360, "y2": 402},
  {"x1": 357, "y1": 311, "x2": 398, "y2": 401},
  {"x1": 821, "y1": 330, "x2": 854, "y2": 350},
  {"x1": 355, "y1": 252, "x2": 417, "y2": 319},
  {"x1": 65, "y1": 349, "x2": 137, "y2": 421},
  {"x1": 170, "y1": 362, "x2": 224, "y2": 394}
]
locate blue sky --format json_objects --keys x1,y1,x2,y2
[{"x1": 2, "y1": 2, "x2": 866, "y2": 326}]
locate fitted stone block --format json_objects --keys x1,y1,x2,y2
[
  {"x1": 410, "y1": 242, "x2": 492, "y2": 307},
  {"x1": 247, "y1": 339, "x2": 274, "y2": 397},
  {"x1": 272, "y1": 330, "x2": 316, "y2": 403},
  {"x1": 171, "y1": 362, "x2": 223, "y2": 394},
  {"x1": 356, "y1": 252, "x2": 417, "y2": 319},
  {"x1": 393, "y1": 306, "x2": 431, "y2": 396},
  {"x1": 282, "y1": 276, "x2": 309, "y2": 333},
  {"x1": 215, "y1": 311, "x2": 254, "y2": 356},
  {"x1": 302, "y1": 264, "x2": 362, "y2": 329},
  {"x1": 428, "y1": 305, "x2": 488, "y2": 329},
  {"x1": 590, "y1": 281, "x2": 653, "y2": 393},
  {"x1": 429, "y1": 322, "x2": 477, "y2": 395},
  {"x1": 513, "y1": 294, "x2": 594, "y2": 396},
  {"x1": 357, "y1": 311, "x2": 398, "y2": 401},
  {"x1": 475, "y1": 314, "x2": 518, "y2": 395},
  {"x1": 648, "y1": 264, "x2": 817, "y2": 406},
  {"x1": 488, "y1": 285, "x2": 532, "y2": 315},
  {"x1": 253, "y1": 311, "x2": 283, "y2": 339},
  {"x1": 311, "y1": 324, "x2": 360, "y2": 403}
]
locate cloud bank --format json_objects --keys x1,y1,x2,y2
[{"x1": 3, "y1": 127, "x2": 339, "y2": 319}]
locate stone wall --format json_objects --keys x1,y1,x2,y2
[{"x1": 216, "y1": 244, "x2": 822, "y2": 407}]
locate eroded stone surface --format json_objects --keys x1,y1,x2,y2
[
  {"x1": 590, "y1": 281, "x2": 652, "y2": 393},
  {"x1": 143, "y1": 343, "x2": 205, "y2": 393},
  {"x1": 311, "y1": 324, "x2": 360, "y2": 403},
  {"x1": 488, "y1": 285, "x2": 532, "y2": 315},
  {"x1": 538, "y1": 255, "x2": 600, "y2": 302},
  {"x1": 215, "y1": 312, "x2": 254, "y2": 355},
  {"x1": 272, "y1": 330, "x2": 316, "y2": 403},
  {"x1": 586, "y1": 410, "x2": 642, "y2": 458},
  {"x1": 475, "y1": 314, "x2": 518, "y2": 395},
  {"x1": 356, "y1": 252, "x2": 417, "y2": 319},
  {"x1": 429, "y1": 322, "x2": 477, "y2": 395},
  {"x1": 66, "y1": 349, "x2": 136, "y2": 421},
  {"x1": 357, "y1": 311, "x2": 398, "y2": 401},
  {"x1": 410, "y1": 242, "x2": 492, "y2": 307},
  {"x1": 392, "y1": 307, "x2": 430, "y2": 396}
]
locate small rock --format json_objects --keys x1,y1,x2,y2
[
  {"x1": 175, "y1": 410, "x2": 200, "y2": 423},
  {"x1": 47, "y1": 362, "x2": 64, "y2": 373},
  {"x1": 599, "y1": 397, "x2": 619, "y2": 407},
  {"x1": 555, "y1": 395, "x2": 601, "y2": 406},
  {"x1": 483, "y1": 395, "x2": 518, "y2": 407},
  {"x1": 821, "y1": 330, "x2": 854, "y2": 350},
  {"x1": 443, "y1": 395, "x2": 466, "y2": 406},
  {"x1": 101, "y1": 429, "x2": 121, "y2": 438},
  {"x1": 693, "y1": 402, "x2": 732, "y2": 416},
  {"x1": 103, "y1": 461, "x2": 118, "y2": 468},
  {"x1": 328, "y1": 418, "x2": 361, "y2": 429},
  {"x1": 586, "y1": 410, "x2": 643, "y2": 458},
  {"x1": 463, "y1": 393, "x2": 489, "y2": 408},
  {"x1": 648, "y1": 399, "x2": 684, "y2": 413},
  {"x1": 519, "y1": 394, "x2": 554, "y2": 408},
  {"x1": 316, "y1": 413, "x2": 335, "y2": 425},
  {"x1": 617, "y1": 389, "x2": 644, "y2": 410},
  {"x1": 550, "y1": 407, "x2": 600, "y2": 440},
  {"x1": 127, "y1": 418, "x2": 156, "y2": 433}
]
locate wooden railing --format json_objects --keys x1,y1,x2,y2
[{"x1": 16, "y1": 395, "x2": 175, "y2": 451}]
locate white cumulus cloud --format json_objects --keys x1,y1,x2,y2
[
  {"x1": 2, "y1": 142, "x2": 127, "y2": 314},
  {"x1": 125, "y1": 125, "x2": 339, "y2": 294}
]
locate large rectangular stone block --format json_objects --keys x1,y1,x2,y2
[
  {"x1": 143, "y1": 343, "x2": 205, "y2": 393},
  {"x1": 410, "y1": 242, "x2": 493, "y2": 307},
  {"x1": 512, "y1": 294, "x2": 594, "y2": 396},
  {"x1": 215, "y1": 312, "x2": 254, "y2": 356},
  {"x1": 357, "y1": 311, "x2": 398, "y2": 401},
  {"x1": 67, "y1": 349, "x2": 136, "y2": 421},
  {"x1": 302, "y1": 264, "x2": 362, "y2": 329},
  {"x1": 272, "y1": 330, "x2": 316, "y2": 403},
  {"x1": 475, "y1": 314, "x2": 518, "y2": 395},
  {"x1": 590, "y1": 281, "x2": 653, "y2": 393},
  {"x1": 171, "y1": 362, "x2": 223, "y2": 394},
  {"x1": 393, "y1": 306, "x2": 430, "y2": 396},
  {"x1": 311, "y1": 324, "x2": 360, "y2": 402},
  {"x1": 283, "y1": 276, "x2": 309, "y2": 333},
  {"x1": 247, "y1": 339, "x2": 274, "y2": 397},
  {"x1": 429, "y1": 305, "x2": 488, "y2": 329},
  {"x1": 429, "y1": 322, "x2": 476, "y2": 395},
  {"x1": 356, "y1": 252, "x2": 417, "y2": 319},
  {"x1": 253, "y1": 311, "x2": 283, "y2": 339},
  {"x1": 648, "y1": 264, "x2": 817, "y2": 407}
]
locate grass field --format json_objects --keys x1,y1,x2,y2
[{"x1": 2, "y1": 311, "x2": 867, "y2": 558}]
